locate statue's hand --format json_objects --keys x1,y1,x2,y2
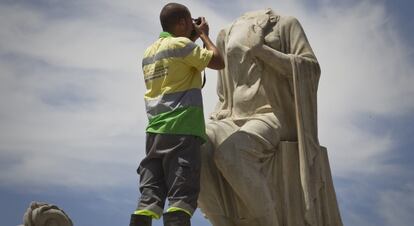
[
  {"x1": 232, "y1": 24, "x2": 264, "y2": 52},
  {"x1": 247, "y1": 23, "x2": 265, "y2": 52},
  {"x1": 237, "y1": 23, "x2": 265, "y2": 61},
  {"x1": 235, "y1": 23, "x2": 265, "y2": 68}
]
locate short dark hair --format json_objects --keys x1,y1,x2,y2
[{"x1": 159, "y1": 3, "x2": 190, "y2": 32}]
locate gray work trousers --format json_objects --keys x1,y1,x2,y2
[{"x1": 136, "y1": 133, "x2": 202, "y2": 217}]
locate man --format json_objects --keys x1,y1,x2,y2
[{"x1": 130, "y1": 3, "x2": 224, "y2": 226}]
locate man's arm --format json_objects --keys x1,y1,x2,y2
[{"x1": 194, "y1": 17, "x2": 225, "y2": 70}]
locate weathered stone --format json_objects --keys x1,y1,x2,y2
[
  {"x1": 22, "y1": 202, "x2": 73, "y2": 226},
  {"x1": 198, "y1": 9, "x2": 342, "y2": 226}
]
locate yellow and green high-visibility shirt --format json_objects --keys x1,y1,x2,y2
[{"x1": 142, "y1": 32, "x2": 213, "y2": 140}]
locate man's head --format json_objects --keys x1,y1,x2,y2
[{"x1": 160, "y1": 3, "x2": 193, "y2": 38}]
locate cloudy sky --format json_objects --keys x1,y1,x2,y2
[{"x1": 1, "y1": 0, "x2": 413, "y2": 225}]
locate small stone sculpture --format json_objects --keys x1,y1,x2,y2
[{"x1": 22, "y1": 202, "x2": 73, "y2": 226}]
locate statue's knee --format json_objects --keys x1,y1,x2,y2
[{"x1": 213, "y1": 132, "x2": 244, "y2": 169}]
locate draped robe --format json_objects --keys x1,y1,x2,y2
[{"x1": 198, "y1": 9, "x2": 342, "y2": 226}]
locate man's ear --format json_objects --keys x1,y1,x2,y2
[{"x1": 178, "y1": 18, "x2": 186, "y2": 27}]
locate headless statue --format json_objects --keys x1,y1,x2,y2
[{"x1": 198, "y1": 9, "x2": 342, "y2": 226}]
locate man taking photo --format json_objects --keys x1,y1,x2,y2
[{"x1": 130, "y1": 2, "x2": 224, "y2": 226}]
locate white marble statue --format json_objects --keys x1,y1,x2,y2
[{"x1": 198, "y1": 9, "x2": 342, "y2": 226}]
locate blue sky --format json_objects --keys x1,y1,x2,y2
[{"x1": 1, "y1": 0, "x2": 413, "y2": 226}]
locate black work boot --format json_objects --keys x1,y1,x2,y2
[
  {"x1": 129, "y1": 214, "x2": 152, "y2": 226},
  {"x1": 163, "y1": 211, "x2": 191, "y2": 226}
]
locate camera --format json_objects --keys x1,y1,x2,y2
[
  {"x1": 193, "y1": 17, "x2": 202, "y2": 25},
  {"x1": 191, "y1": 17, "x2": 202, "y2": 39}
]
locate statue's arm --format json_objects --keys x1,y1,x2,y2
[
  {"x1": 252, "y1": 44, "x2": 292, "y2": 76},
  {"x1": 251, "y1": 16, "x2": 319, "y2": 78},
  {"x1": 210, "y1": 28, "x2": 228, "y2": 120}
]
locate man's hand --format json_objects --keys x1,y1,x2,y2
[
  {"x1": 191, "y1": 16, "x2": 224, "y2": 70},
  {"x1": 197, "y1": 17, "x2": 209, "y2": 36},
  {"x1": 191, "y1": 17, "x2": 210, "y2": 41}
]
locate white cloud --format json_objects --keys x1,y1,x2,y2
[
  {"x1": 310, "y1": 1, "x2": 414, "y2": 177},
  {"x1": 0, "y1": 2, "x2": 147, "y2": 189},
  {"x1": 0, "y1": 58, "x2": 144, "y2": 189},
  {"x1": 0, "y1": 0, "x2": 231, "y2": 190},
  {"x1": 377, "y1": 184, "x2": 414, "y2": 226},
  {"x1": 0, "y1": 3, "x2": 144, "y2": 74}
]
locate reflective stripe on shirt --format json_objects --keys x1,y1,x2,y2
[
  {"x1": 142, "y1": 42, "x2": 197, "y2": 66},
  {"x1": 145, "y1": 88, "x2": 203, "y2": 118}
]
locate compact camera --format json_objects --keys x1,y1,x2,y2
[
  {"x1": 191, "y1": 17, "x2": 202, "y2": 38},
  {"x1": 193, "y1": 17, "x2": 202, "y2": 25}
]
